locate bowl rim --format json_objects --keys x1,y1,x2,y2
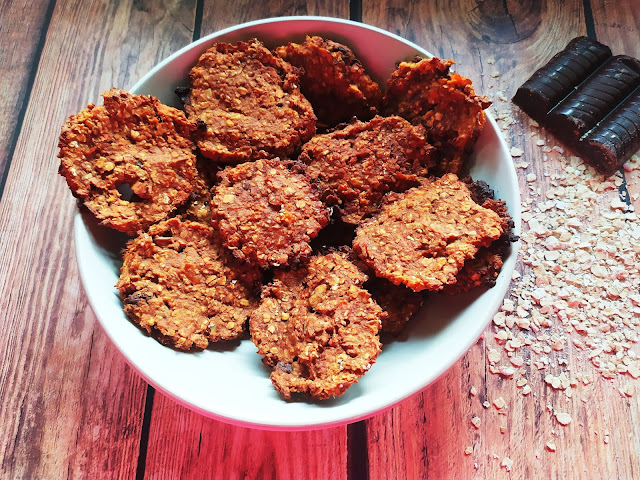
[{"x1": 75, "y1": 15, "x2": 522, "y2": 430}]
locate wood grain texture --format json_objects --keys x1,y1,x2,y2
[
  {"x1": 3, "y1": 1, "x2": 639, "y2": 479},
  {"x1": 363, "y1": 1, "x2": 640, "y2": 479},
  {"x1": 143, "y1": 392, "x2": 348, "y2": 480},
  {"x1": 0, "y1": 0, "x2": 196, "y2": 478},
  {"x1": 139, "y1": 3, "x2": 351, "y2": 479},
  {"x1": 0, "y1": 0, "x2": 52, "y2": 184},
  {"x1": 201, "y1": 0, "x2": 350, "y2": 36}
]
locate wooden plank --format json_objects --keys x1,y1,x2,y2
[
  {"x1": 201, "y1": 0, "x2": 350, "y2": 35},
  {"x1": 144, "y1": 392, "x2": 348, "y2": 480},
  {"x1": 590, "y1": 0, "x2": 640, "y2": 209},
  {"x1": 0, "y1": 0, "x2": 52, "y2": 184},
  {"x1": 0, "y1": 0, "x2": 196, "y2": 478},
  {"x1": 363, "y1": 1, "x2": 640, "y2": 479},
  {"x1": 141, "y1": 3, "x2": 351, "y2": 478}
]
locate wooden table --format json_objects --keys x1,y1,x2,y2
[{"x1": 2, "y1": 1, "x2": 639, "y2": 478}]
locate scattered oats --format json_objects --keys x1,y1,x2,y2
[
  {"x1": 604, "y1": 435, "x2": 610, "y2": 445},
  {"x1": 491, "y1": 71, "x2": 500, "y2": 78},
  {"x1": 487, "y1": 57, "x2": 495, "y2": 64},
  {"x1": 501, "y1": 299, "x2": 515, "y2": 313},
  {"x1": 526, "y1": 173, "x2": 537, "y2": 182},
  {"x1": 510, "y1": 146, "x2": 524, "y2": 157},
  {"x1": 501, "y1": 457, "x2": 513, "y2": 471},
  {"x1": 627, "y1": 363, "x2": 640, "y2": 379},
  {"x1": 483, "y1": 401, "x2": 491, "y2": 409},
  {"x1": 464, "y1": 445, "x2": 473, "y2": 455},
  {"x1": 522, "y1": 385, "x2": 532, "y2": 396},
  {"x1": 488, "y1": 348, "x2": 501, "y2": 364},
  {"x1": 536, "y1": 139, "x2": 545, "y2": 146},
  {"x1": 493, "y1": 312, "x2": 506, "y2": 326},
  {"x1": 555, "y1": 412, "x2": 572, "y2": 426},
  {"x1": 499, "y1": 366, "x2": 516, "y2": 377},
  {"x1": 510, "y1": 356, "x2": 524, "y2": 367},
  {"x1": 546, "y1": 441, "x2": 557, "y2": 452},
  {"x1": 470, "y1": 386, "x2": 478, "y2": 397},
  {"x1": 623, "y1": 383, "x2": 635, "y2": 397},
  {"x1": 471, "y1": 416, "x2": 482, "y2": 429},
  {"x1": 493, "y1": 397, "x2": 507, "y2": 410},
  {"x1": 500, "y1": 423, "x2": 508, "y2": 434}
]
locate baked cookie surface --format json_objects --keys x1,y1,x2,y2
[
  {"x1": 58, "y1": 89, "x2": 197, "y2": 235},
  {"x1": 276, "y1": 35, "x2": 382, "y2": 128},
  {"x1": 249, "y1": 251, "x2": 382, "y2": 400},
  {"x1": 384, "y1": 57, "x2": 491, "y2": 176},
  {"x1": 184, "y1": 39, "x2": 316, "y2": 163},
  {"x1": 353, "y1": 174, "x2": 504, "y2": 292},
  {"x1": 211, "y1": 158, "x2": 330, "y2": 267},
  {"x1": 299, "y1": 115, "x2": 434, "y2": 225},
  {"x1": 116, "y1": 218, "x2": 260, "y2": 350}
]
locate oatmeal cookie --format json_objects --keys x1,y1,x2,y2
[
  {"x1": 211, "y1": 158, "x2": 330, "y2": 267},
  {"x1": 116, "y1": 218, "x2": 261, "y2": 350},
  {"x1": 173, "y1": 157, "x2": 217, "y2": 224},
  {"x1": 249, "y1": 251, "x2": 382, "y2": 400},
  {"x1": 442, "y1": 197, "x2": 516, "y2": 294},
  {"x1": 298, "y1": 115, "x2": 434, "y2": 225},
  {"x1": 353, "y1": 174, "x2": 504, "y2": 291},
  {"x1": 365, "y1": 276, "x2": 424, "y2": 335},
  {"x1": 383, "y1": 57, "x2": 491, "y2": 176},
  {"x1": 58, "y1": 89, "x2": 198, "y2": 235},
  {"x1": 276, "y1": 36, "x2": 382, "y2": 128},
  {"x1": 183, "y1": 39, "x2": 316, "y2": 163}
]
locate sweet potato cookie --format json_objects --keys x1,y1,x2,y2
[
  {"x1": 211, "y1": 158, "x2": 330, "y2": 267},
  {"x1": 365, "y1": 276, "x2": 424, "y2": 335},
  {"x1": 383, "y1": 57, "x2": 491, "y2": 176},
  {"x1": 298, "y1": 115, "x2": 434, "y2": 225},
  {"x1": 183, "y1": 39, "x2": 316, "y2": 163},
  {"x1": 353, "y1": 174, "x2": 504, "y2": 292},
  {"x1": 116, "y1": 218, "x2": 260, "y2": 350},
  {"x1": 173, "y1": 157, "x2": 217, "y2": 224},
  {"x1": 58, "y1": 89, "x2": 197, "y2": 235},
  {"x1": 249, "y1": 251, "x2": 382, "y2": 400},
  {"x1": 276, "y1": 35, "x2": 382, "y2": 128},
  {"x1": 442, "y1": 197, "x2": 516, "y2": 294}
]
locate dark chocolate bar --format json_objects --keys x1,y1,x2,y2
[
  {"x1": 513, "y1": 37, "x2": 612, "y2": 122},
  {"x1": 547, "y1": 56, "x2": 640, "y2": 145},
  {"x1": 513, "y1": 36, "x2": 640, "y2": 176},
  {"x1": 578, "y1": 86, "x2": 640, "y2": 176}
]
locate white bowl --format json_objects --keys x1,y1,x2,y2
[{"x1": 74, "y1": 16, "x2": 521, "y2": 430}]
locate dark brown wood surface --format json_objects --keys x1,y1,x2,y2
[{"x1": 1, "y1": 1, "x2": 638, "y2": 479}]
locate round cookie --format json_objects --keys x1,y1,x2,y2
[
  {"x1": 58, "y1": 89, "x2": 198, "y2": 235},
  {"x1": 276, "y1": 35, "x2": 382, "y2": 129},
  {"x1": 249, "y1": 251, "x2": 382, "y2": 400},
  {"x1": 184, "y1": 39, "x2": 316, "y2": 164},
  {"x1": 116, "y1": 218, "x2": 261, "y2": 350},
  {"x1": 298, "y1": 115, "x2": 434, "y2": 225},
  {"x1": 383, "y1": 57, "x2": 491, "y2": 176},
  {"x1": 211, "y1": 158, "x2": 330, "y2": 268},
  {"x1": 353, "y1": 174, "x2": 504, "y2": 292}
]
